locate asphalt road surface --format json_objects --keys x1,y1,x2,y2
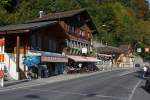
[{"x1": 0, "y1": 69, "x2": 150, "y2": 100}]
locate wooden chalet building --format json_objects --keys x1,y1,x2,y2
[
  {"x1": 0, "y1": 21, "x2": 69, "y2": 80},
  {"x1": 30, "y1": 9, "x2": 99, "y2": 70},
  {"x1": 0, "y1": 8, "x2": 98, "y2": 80}
]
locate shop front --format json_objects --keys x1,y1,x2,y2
[
  {"x1": 66, "y1": 55, "x2": 99, "y2": 73},
  {"x1": 23, "y1": 51, "x2": 68, "y2": 78},
  {"x1": 41, "y1": 54, "x2": 68, "y2": 76}
]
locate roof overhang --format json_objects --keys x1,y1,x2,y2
[{"x1": 0, "y1": 21, "x2": 57, "y2": 34}]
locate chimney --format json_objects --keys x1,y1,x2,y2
[{"x1": 39, "y1": 11, "x2": 44, "y2": 18}]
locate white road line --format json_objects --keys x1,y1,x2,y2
[
  {"x1": 119, "y1": 71, "x2": 134, "y2": 77},
  {"x1": 128, "y1": 80, "x2": 142, "y2": 100}
]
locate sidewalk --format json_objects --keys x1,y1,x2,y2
[{"x1": 0, "y1": 67, "x2": 133, "y2": 92}]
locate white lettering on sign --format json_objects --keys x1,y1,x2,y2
[{"x1": 82, "y1": 48, "x2": 87, "y2": 54}]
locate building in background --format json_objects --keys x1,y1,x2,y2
[{"x1": 118, "y1": 44, "x2": 134, "y2": 67}]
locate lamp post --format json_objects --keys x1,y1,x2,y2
[
  {"x1": 132, "y1": 42, "x2": 141, "y2": 70},
  {"x1": 102, "y1": 24, "x2": 108, "y2": 46},
  {"x1": 111, "y1": 54, "x2": 115, "y2": 70}
]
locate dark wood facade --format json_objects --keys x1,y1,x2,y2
[
  {"x1": 29, "y1": 9, "x2": 97, "y2": 56},
  {"x1": 3, "y1": 23, "x2": 68, "y2": 55}
]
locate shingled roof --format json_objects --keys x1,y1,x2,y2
[
  {"x1": 97, "y1": 46, "x2": 123, "y2": 54},
  {"x1": 119, "y1": 44, "x2": 132, "y2": 54}
]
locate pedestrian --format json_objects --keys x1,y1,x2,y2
[
  {"x1": 27, "y1": 70, "x2": 32, "y2": 80},
  {"x1": 27, "y1": 67, "x2": 33, "y2": 80},
  {"x1": 144, "y1": 65, "x2": 148, "y2": 72}
]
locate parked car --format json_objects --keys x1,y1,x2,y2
[{"x1": 135, "y1": 63, "x2": 140, "y2": 67}]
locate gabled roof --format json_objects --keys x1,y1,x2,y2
[
  {"x1": 0, "y1": 21, "x2": 57, "y2": 34},
  {"x1": 97, "y1": 46, "x2": 123, "y2": 54},
  {"x1": 119, "y1": 44, "x2": 132, "y2": 53},
  {"x1": 29, "y1": 8, "x2": 97, "y2": 34},
  {"x1": 30, "y1": 9, "x2": 86, "y2": 22}
]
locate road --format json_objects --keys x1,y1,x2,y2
[{"x1": 0, "y1": 69, "x2": 150, "y2": 100}]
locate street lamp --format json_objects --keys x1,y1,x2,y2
[
  {"x1": 102, "y1": 24, "x2": 108, "y2": 46},
  {"x1": 130, "y1": 56, "x2": 135, "y2": 68},
  {"x1": 111, "y1": 54, "x2": 115, "y2": 70}
]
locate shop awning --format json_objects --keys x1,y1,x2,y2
[
  {"x1": 67, "y1": 55, "x2": 99, "y2": 62},
  {"x1": 26, "y1": 50, "x2": 68, "y2": 63},
  {"x1": 86, "y1": 57, "x2": 100, "y2": 62}
]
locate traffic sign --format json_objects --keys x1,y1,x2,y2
[{"x1": 0, "y1": 54, "x2": 4, "y2": 62}]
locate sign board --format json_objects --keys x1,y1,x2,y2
[
  {"x1": 145, "y1": 48, "x2": 149, "y2": 52},
  {"x1": 137, "y1": 48, "x2": 142, "y2": 53},
  {"x1": 82, "y1": 48, "x2": 87, "y2": 54},
  {"x1": 41, "y1": 56, "x2": 68, "y2": 63},
  {"x1": 0, "y1": 54, "x2": 4, "y2": 62},
  {"x1": 0, "y1": 38, "x2": 5, "y2": 53}
]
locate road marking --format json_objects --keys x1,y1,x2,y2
[
  {"x1": 119, "y1": 71, "x2": 134, "y2": 77},
  {"x1": 28, "y1": 88, "x2": 127, "y2": 99},
  {"x1": 128, "y1": 80, "x2": 142, "y2": 100}
]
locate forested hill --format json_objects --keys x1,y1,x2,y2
[{"x1": 0, "y1": 1, "x2": 150, "y2": 51}]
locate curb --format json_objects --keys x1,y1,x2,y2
[{"x1": 4, "y1": 79, "x2": 29, "y2": 87}]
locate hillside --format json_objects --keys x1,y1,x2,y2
[{"x1": 0, "y1": 0, "x2": 150, "y2": 60}]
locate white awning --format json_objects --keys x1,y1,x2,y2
[{"x1": 67, "y1": 55, "x2": 99, "y2": 62}]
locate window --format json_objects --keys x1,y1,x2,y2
[
  {"x1": 31, "y1": 34, "x2": 36, "y2": 49},
  {"x1": 70, "y1": 40, "x2": 74, "y2": 47},
  {"x1": 65, "y1": 39, "x2": 69, "y2": 47},
  {"x1": 37, "y1": 35, "x2": 41, "y2": 50},
  {"x1": 68, "y1": 40, "x2": 72, "y2": 47},
  {"x1": 52, "y1": 40, "x2": 56, "y2": 52},
  {"x1": 77, "y1": 42, "x2": 79, "y2": 48},
  {"x1": 48, "y1": 39, "x2": 52, "y2": 52},
  {"x1": 72, "y1": 26, "x2": 74, "y2": 33},
  {"x1": 77, "y1": 15, "x2": 80, "y2": 21},
  {"x1": 82, "y1": 31, "x2": 85, "y2": 37},
  {"x1": 73, "y1": 41, "x2": 75, "y2": 47}
]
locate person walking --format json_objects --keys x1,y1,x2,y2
[{"x1": 144, "y1": 65, "x2": 148, "y2": 72}]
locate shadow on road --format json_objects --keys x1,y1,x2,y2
[
  {"x1": 86, "y1": 93, "x2": 97, "y2": 97},
  {"x1": 140, "y1": 86, "x2": 150, "y2": 94},
  {"x1": 25, "y1": 94, "x2": 48, "y2": 100},
  {"x1": 134, "y1": 71, "x2": 144, "y2": 80}
]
